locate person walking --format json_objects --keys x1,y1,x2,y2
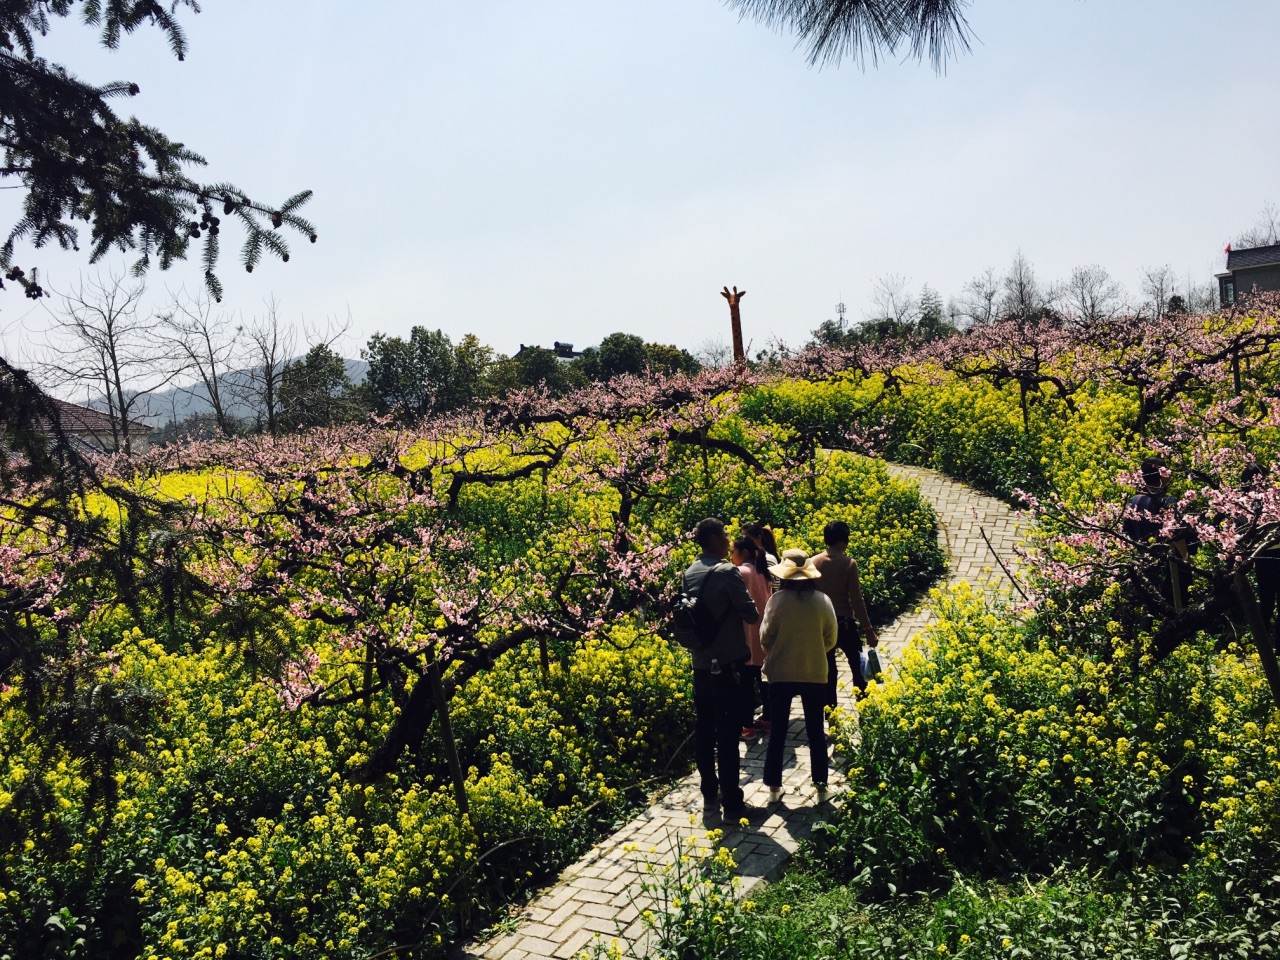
[
  {"x1": 732, "y1": 535, "x2": 772, "y2": 740},
  {"x1": 682, "y1": 518, "x2": 762, "y2": 819},
  {"x1": 812, "y1": 520, "x2": 879, "y2": 704},
  {"x1": 760, "y1": 549, "x2": 838, "y2": 804},
  {"x1": 1123, "y1": 457, "x2": 1193, "y2": 612},
  {"x1": 1242, "y1": 464, "x2": 1279, "y2": 630}
]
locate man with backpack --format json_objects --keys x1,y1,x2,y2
[{"x1": 680, "y1": 517, "x2": 761, "y2": 819}]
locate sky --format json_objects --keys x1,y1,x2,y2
[{"x1": 3, "y1": 0, "x2": 1279, "y2": 368}]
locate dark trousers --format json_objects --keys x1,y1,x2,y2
[
  {"x1": 693, "y1": 660, "x2": 746, "y2": 810},
  {"x1": 763, "y1": 681, "x2": 828, "y2": 788},
  {"x1": 1165, "y1": 558, "x2": 1192, "y2": 611},
  {"x1": 1258, "y1": 556, "x2": 1280, "y2": 631},
  {"x1": 826, "y1": 617, "x2": 865, "y2": 706},
  {"x1": 739, "y1": 664, "x2": 767, "y2": 727}
]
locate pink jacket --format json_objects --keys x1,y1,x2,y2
[{"x1": 736, "y1": 563, "x2": 772, "y2": 666}]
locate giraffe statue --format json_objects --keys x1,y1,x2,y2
[{"x1": 720, "y1": 286, "x2": 746, "y2": 366}]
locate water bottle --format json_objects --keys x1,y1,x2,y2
[{"x1": 710, "y1": 658, "x2": 721, "y2": 675}]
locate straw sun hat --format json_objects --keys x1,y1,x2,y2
[{"x1": 768, "y1": 548, "x2": 822, "y2": 581}]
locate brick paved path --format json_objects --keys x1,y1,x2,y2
[{"x1": 464, "y1": 465, "x2": 1028, "y2": 960}]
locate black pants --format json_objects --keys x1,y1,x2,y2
[
  {"x1": 1258, "y1": 556, "x2": 1280, "y2": 631},
  {"x1": 826, "y1": 617, "x2": 865, "y2": 706},
  {"x1": 764, "y1": 681, "x2": 828, "y2": 788},
  {"x1": 1166, "y1": 558, "x2": 1192, "y2": 611},
  {"x1": 739, "y1": 664, "x2": 767, "y2": 727},
  {"x1": 693, "y1": 659, "x2": 747, "y2": 811}
]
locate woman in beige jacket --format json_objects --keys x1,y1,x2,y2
[{"x1": 759, "y1": 549, "x2": 838, "y2": 803}]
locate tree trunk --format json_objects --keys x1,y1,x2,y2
[
  {"x1": 353, "y1": 667, "x2": 438, "y2": 783},
  {"x1": 428, "y1": 659, "x2": 468, "y2": 816},
  {"x1": 699, "y1": 427, "x2": 711, "y2": 488},
  {"x1": 1233, "y1": 571, "x2": 1280, "y2": 711}
]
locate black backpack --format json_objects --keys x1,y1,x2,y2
[{"x1": 672, "y1": 563, "x2": 732, "y2": 650}]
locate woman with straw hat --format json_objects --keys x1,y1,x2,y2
[{"x1": 759, "y1": 548, "x2": 838, "y2": 804}]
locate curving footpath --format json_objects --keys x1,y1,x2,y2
[{"x1": 464, "y1": 465, "x2": 1028, "y2": 960}]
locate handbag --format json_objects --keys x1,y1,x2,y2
[{"x1": 863, "y1": 647, "x2": 883, "y2": 681}]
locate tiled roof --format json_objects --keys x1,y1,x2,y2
[
  {"x1": 37, "y1": 397, "x2": 150, "y2": 435},
  {"x1": 1227, "y1": 243, "x2": 1280, "y2": 271}
]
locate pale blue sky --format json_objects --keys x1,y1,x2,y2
[{"x1": 4, "y1": 0, "x2": 1279, "y2": 361}]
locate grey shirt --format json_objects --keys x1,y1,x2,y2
[{"x1": 681, "y1": 553, "x2": 759, "y2": 670}]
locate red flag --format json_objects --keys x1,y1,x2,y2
[{"x1": 1225, "y1": 243, "x2": 1233, "y2": 253}]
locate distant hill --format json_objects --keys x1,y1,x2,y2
[{"x1": 116, "y1": 358, "x2": 367, "y2": 425}]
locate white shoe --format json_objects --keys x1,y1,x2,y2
[
  {"x1": 768, "y1": 787, "x2": 784, "y2": 804},
  {"x1": 814, "y1": 784, "x2": 830, "y2": 803}
]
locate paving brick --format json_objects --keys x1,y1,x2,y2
[
  {"x1": 566, "y1": 888, "x2": 615, "y2": 905},
  {"x1": 541, "y1": 899, "x2": 583, "y2": 930},
  {"x1": 574, "y1": 901, "x2": 623, "y2": 920},
  {"x1": 555, "y1": 928, "x2": 597, "y2": 959},
  {"x1": 539, "y1": 886, "x2": 574, "y2": 910},
  {"x1": 477, "y1": 932, "x2": 523, "y2": 959},
  {"x1": 583, "y1": 914, "x2": 625, "y2": 935},
  {"x1": 513, "y1": 938, "x2": 561, "y2": 958}
]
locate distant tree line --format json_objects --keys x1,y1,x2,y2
[
  {"x1": 807, "y1": 251, "x2": 1222, "y2": 350},
  {"x1": 358, "y1": 329, "x2": 700, "y2": 422},
  {"x1": 149, "y1": 332, "x2": 702, "y2": 440},
  {"x1": 34, "y1": 230, "x2": 1260, "y2": 449}
]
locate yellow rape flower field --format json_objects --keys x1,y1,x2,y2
[{"x1": 0, "y1": 420, "x2": 942, "y2": 959}]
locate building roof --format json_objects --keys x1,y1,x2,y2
[
  {"x1": 37, "y1": 397, "x2": 151, "y2": 436},
  {"x1": 514, "y1": 342, "x2": 582, "y2": 359},
  {"x1": 1227, "y1": 243, "x2": 1280, "y2": 271}
]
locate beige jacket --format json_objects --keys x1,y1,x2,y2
[{"x1": 760, "y1": 589, "x2": 838, "y2": 685}]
